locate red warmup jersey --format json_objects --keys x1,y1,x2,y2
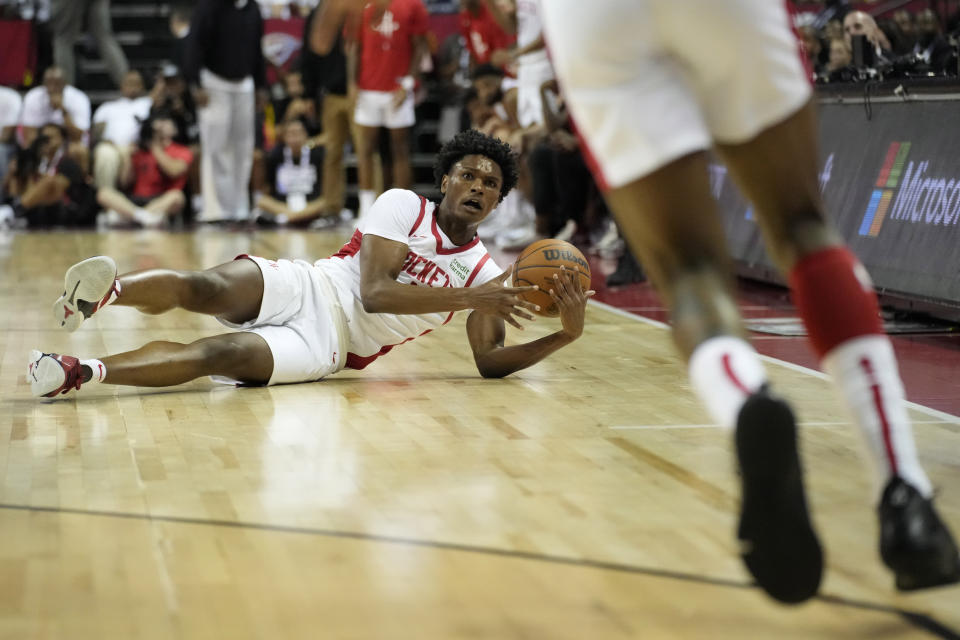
[
  {"x1": 356, "y1": 0, "x2": 429, "y2": 92},
  {"x1": 459, "y1": 4, "x2": 514, "y2": 66},
  {"x1": 131, "y1": 144, "x2": 193, "y2": 198}
]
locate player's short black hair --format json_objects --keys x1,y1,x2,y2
[
  {"x1": 471, "y1": 63, "x2": 504, "y2": 81},
  {"x1": 434, "y1": 129, "x2": 518, "y2": 203}
]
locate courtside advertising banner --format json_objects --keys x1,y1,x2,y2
[{"x1": 714, "y1": 99, "x2": 960, "y2": 309}]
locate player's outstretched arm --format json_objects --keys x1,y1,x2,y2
[
  {"x1": 359, "y1": 235, "x2": 539, "y2": 326},
  {"x1": 467, "y1": 267, "x2": 594, "y2": 379}
]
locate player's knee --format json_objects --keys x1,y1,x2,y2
[
  {"x1": 198, "y1": 335, "x2": 246, "y2": 368},
  {"x1": 183, "y1": 270, "x2": 228, "y2": 308}
]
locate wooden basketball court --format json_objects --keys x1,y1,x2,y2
[{"x1": 1, "y1": 229, "x2": 958, "y2": 639}]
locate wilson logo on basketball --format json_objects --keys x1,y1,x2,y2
[{"x1": 541, "y1": 249, "x2": 588, "y2": 271}]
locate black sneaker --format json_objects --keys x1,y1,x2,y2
[
  {"x1": 735, "y1": 388, "x2": 823, "y2": 604},
  {"x1": 879, "y1": 477, "x2": 960, "y2": 591},
  {"x1": 605, "y1": 250, "x2": 646, "y2": 287}
]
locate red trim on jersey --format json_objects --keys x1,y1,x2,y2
[
  {"x1": 346, "y1": 327, "x2": 437, "y2": 370},
  {"x1": 859, "y1": 356, "x2": 900, "y2": 473},
  {"x1": 566, "y1": 106, "x2": 609, "y2": 193},
  {"x1": 464, "y1": 253, "x2": 491, "y2": 287},
  {"x1": 431, "y1": 211, "x2": 481, "y2": 255},
  {"x1": 409, "y1": 196, "x2": 428, "y2": 235},
  {"x1": 721, "y1": 352, "x2": 752, "y2": 395},
  {"x1": 332, "y1": 230, "x2": 364, "y2": 259}
]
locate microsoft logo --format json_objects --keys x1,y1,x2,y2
[{"x1": 858, "y1": 142, "x2": 912, "y2": 237}]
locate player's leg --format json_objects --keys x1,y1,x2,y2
[
  {"x1": 355, "y1": 123, "x2": 379, "y2": 218},
  {"x1": 386, "y1": 90, "x2": 415, "y2": 190},
  {"x1": 100, "y1": 333, "x2": 273, "y2": 385},
  {"x1": 354, "y1": 90, "x2": 387, "y2": 219},
  {"x1": 604, "y1": 151, "x2": 823, "y2": 605},
  {"x1": 540, "y1": 0, "x2": 822, "y2": 603},
  {"x1": 388, "y1": 127, "x2": 412, "y2": 189},
  {"x1": 717, "y1": 101, "x2": 960, "y2": 591},
  {"x1": 28, "y1": 332, "x2": 274, "y2": 398},
  {"x1": 54, "y1": 256, "x2": 265, "y2": 332},
  {"x1": 320, "y1": 93, "x2": 349, "y2": 216}
]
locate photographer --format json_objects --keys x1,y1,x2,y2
[
  {"x1": 95, "y1": 113, "x2": 192, "y2": 228},
  {"x1": 2, "y1": 123, "x2": 97, "y2": 228},
  {"x1": 254, "y1": 116, "x2": 326, "y2": 225},
  {"x1": 843, "y1": 11, "x2": 893, "y2": 70}
]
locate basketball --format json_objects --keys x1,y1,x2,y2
[{"x1": 512, "y1": 239, "x2": 592, "y2": 317}]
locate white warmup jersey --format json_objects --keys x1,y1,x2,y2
[{"x1": 316, "y1": 189, "x2": 503, "y2": 369}]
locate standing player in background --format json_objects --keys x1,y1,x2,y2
[
  {"x1": 348, "y1": 0, "x2": 430, "y2": 222},
  {"x1": 541, "y1": 1, "x2": 960, "y2": 603},
  {"x1": 183, "y1": 0, "x2": 266, "y2": 223},
  {"x1": 29, "y1": 130, "x2": 592, "y2": 397},
  {"x1": 479, "y1": 0, "x2": 552, "y2": 131}
]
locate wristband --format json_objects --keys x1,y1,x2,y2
[{"x1": 399, "y1": 76, "x2": 415, "y2": 92}]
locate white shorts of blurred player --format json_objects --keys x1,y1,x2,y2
[
  {"x1": 540, "y1": 0, "x2": 812, "y2": 189},
  {"x1": 354, "y1": 89, "x2": 416, "y2": 129},
  {"x1": 216, "y1": 256, "x2": 349, "y2": 385}
]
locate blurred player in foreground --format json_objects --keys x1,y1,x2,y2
[
  {"x1": 541, "y1": 0, "x2": 959, "y2": 603},
  {"x1": 29, "y1": 130, "x2": 593, "y2": 396}
]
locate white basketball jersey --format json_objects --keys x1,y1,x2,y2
[{"x1": 315, "y1": 189, "x2": 503, "y2": 369}]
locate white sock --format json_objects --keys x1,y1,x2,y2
[
  {"x1": 822, "y1": 335, "x2": 932, "y2": 498},
  {"x1": 689, "y1": 336, "x2": 768, "y2": 430},
  {"x1": 80, "y1": 359, "x2": 107, "y2": 384},
  {"x1": 358, "y1": 190, "x2": 376, "y2": 220}
]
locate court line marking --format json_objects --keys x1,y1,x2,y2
[
  {"x1": 0, "y1": 501, "x2": 955, "y2": 639},
  {"x1": 588, "y1": 299, "x2": 960, "y2": 425},
  {"x1": 610, "y1": 420, "x2": 949, "y2": 430}
]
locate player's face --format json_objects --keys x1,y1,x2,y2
[
  {"x1": 43, "y1": 68, "x2": 66, "y2": 95},
  {"x1": 442, "y1": 154, "x2": 503, "y2": 221},
  {"x1": 284, "y1": 121, "x2": 308, "y2": 149},
  {"x1": 121, "y1": 71, "x2": 144, "y2": 99},
  {"x1": 473, "y1": 75, "x2": 501, "y2": 106}
]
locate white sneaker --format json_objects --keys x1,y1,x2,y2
[
  {"x1": 53, "y1": 256, "x2": 118, "y2": 332},
  {"x1": 593, "y1": 218, "x2": 624, "y2": 257},
  {"x1": 28, "y1": 350, "x2": 85, "y2": 398},
  {"x1": 553, "y1": 219, "x2": 577, "y2": 242}
]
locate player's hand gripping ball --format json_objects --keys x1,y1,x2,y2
[{"x1": 512, "y1": 239, "x2": 592, "y2": 317}]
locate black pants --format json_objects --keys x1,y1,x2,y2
[{"x1": 528, "y1": 141, "x2": 592, "y2": 237}]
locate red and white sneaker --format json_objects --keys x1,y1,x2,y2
[
  {"x1": 28, "y1": 350, "x2": 85, "y2": 398},
  {"x1": 53, "y1": 256, "x2": 118, "y2": 332}
]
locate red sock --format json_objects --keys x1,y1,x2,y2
[
  {"x1": 788, "y1": 246, "x2": 883, "y2": 359},
  {"x1": 790, "y1": 246, "x2": 932, "y2": 498}
]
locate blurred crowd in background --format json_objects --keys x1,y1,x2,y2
[{"x1": 1, "y1": 0, "x2": 959, "y2": 287}]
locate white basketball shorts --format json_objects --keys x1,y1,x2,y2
[
  {"x1": 540, "y1": 0, "x2": 812, "y2": 189},
  {"x1": 217, "y1": 255, "x2": 348, "y2": 385},
  {"x1": 354, "y1": 89, "x2": 416, "y2": 129}
]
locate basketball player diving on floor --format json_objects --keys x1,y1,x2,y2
[
  {"x1": 29, "y1": 130, "x2": 594, "y2": 396},
  {"x1": 540, "y1": 0, "x2": 959, "y2": 604}
]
